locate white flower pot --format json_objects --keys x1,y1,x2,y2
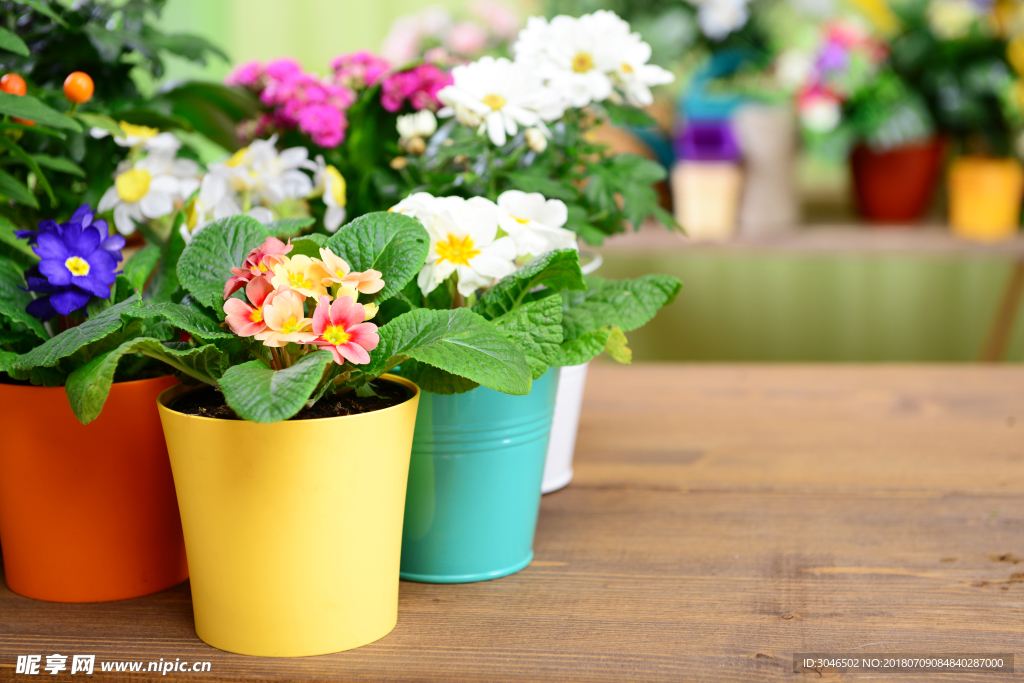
[{"x1": 541, "y1": 362, "x2": 590, "y2": 493}]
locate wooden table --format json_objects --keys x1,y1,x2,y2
[{"x1": 3, "y1": 365, "x2": 1023, "y2": 681}]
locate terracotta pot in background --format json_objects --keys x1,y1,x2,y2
[
  {"x1": 948, "y1": 157, "x2": 1024, "y2": 242},
  {"x1": 0, "y1": 375, "x2": 186, "y2": 602},
  {"x1": 850, "y1": 138, "x2": 945, "y2": 223}
]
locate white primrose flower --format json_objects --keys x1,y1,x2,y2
[
  {"x1": 179, "y1": 174, "x2": 273, "y2": 243},
  {"x1": 496, "y1": 190, "x2": 578, "y2": 258},
  {"x1": 312, "y1": 155, "x2": 348, "y2": 233},
  {"x1": 90, "y1": 122, "x2": 182, "y2": 154},
  {"x1": 98, "y1": 154, "x2": 188, "y2": 236},
  {"x1": 437, "y1": 56, "x2": 565, "y2": 146},
  {"x1": 688, "y1": 0, "x2": 751, "y2": 41},
  {"x1": 210, "y1": 135, "x2": 315, "y2": 205},
  {"x1": 392, "y1": 192, "x2": 518, "y2": 296},
  {"x1": 514, "y1": 11, "x2": 672, "y2": 108}
]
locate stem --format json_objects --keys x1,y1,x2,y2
[
  {"x1": 241, "y1": 190, "x2": 252, "y2": 214},
  {"x1": 269, "y1": 346, "x2": 283, "y2": 370}
]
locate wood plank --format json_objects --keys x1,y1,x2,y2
[{"x1": 2, "y1": 365, "x2": 1022, "y2": 682}]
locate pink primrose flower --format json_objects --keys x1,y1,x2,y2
[
  {"x1": 224, "y1": 237, "x2": 294, "y2": 299},
  {"x1": 254, "y1": 289, "x2": 317, "y2": 347},
  {"x1": 223, "y1": 277, "x2": 276, "y2": 337},
  {"x1": 311, "y1": 295, "x2": 379, "y2": 365}
]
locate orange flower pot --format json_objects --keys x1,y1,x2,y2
[
  {"x1": 948, "y1": 157, "x2": 1024, "y2": 242},
  {"x1": 0, "y1": 375, "x2": 187, "y2": 602}
]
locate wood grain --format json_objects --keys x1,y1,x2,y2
[{"x1": 2, "y1": 365, "x2": 1023, "y2": 682}]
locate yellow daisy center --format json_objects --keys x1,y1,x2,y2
[
  {"x1": 436, "y1": 233, "x2": 481, "y2": 267},
  {"x1": 115, "y1": 168, "x2": 152, "y2": 203},
  {"x1": 64, "y1": 256, "x2": 90, "y2": 276},
  {"x1": 481, "y1": 93, "x2": 506, "y2": 110},
  {"x1": 322, "y1": 324, "x2": 351, "y2": 345},
  {"x1": 281, "y1": 316, "x2": 304, "y2": 334},
  {"x1": 621, "y1": 62, "x2": 634, "y2": 74},
  {"x1": 572, "y1": 52, "x2": 594, "y2": 73},
  {"x1": 326, "y1": 165, "x2": 347, "y2": 206},
  {"x1": 119, "y1": 121, "x2": 158, "y2": 141}
]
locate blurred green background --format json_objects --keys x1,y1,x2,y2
[{"x1": 151, "y1": 0, "x2": 1024, "y2": 364}]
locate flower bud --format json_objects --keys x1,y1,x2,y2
[
  {"x1": 453, "y1": 103, "x2": 484, "y2": 129},
  {"x1": 525, "y1": 127, "x2": 548, "y2": 153},
  {"x1": 405, "y1": 136, "x2": 427, "y2": 155},
  {"x1": 390, "y1": 156, "x2": 408, "y2": 170}
]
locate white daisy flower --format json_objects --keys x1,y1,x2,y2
[
  {"x1": 496, "y1": 190, "x2": 578, "y2": 258},
  {"x1": 513, "y1": 11, "x2": 631, "y2": 108},
  {"x1": 437, "y1": 56, "x2": 564, "y2": 146},
  {"x1": 392, "y1": 192, "x2": 518, "y2": 296},
  {"x1": 514, "y1": 11, "x2": 673, "y2": 108},
  {"x1": 615, "y1": 38, "x2": 675, "y2": 107},
  {"x1": 97, "y1": 155, "x2": 185, "y2": 236},
  {"x1": 312, "y1": 155, "x2": 348, "y2": 233}
]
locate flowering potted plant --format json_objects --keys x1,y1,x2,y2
[
  {"x1": 0, "y1": 205, "x2": 203, "y2": 603},
  {"x1": 151, "y1": 210, "x2": 532, "y2": 656},
  {"x1": 888, "y1": 0, "x2": 1024, "y2": 238},
  {"x1": 788, "y1": 16, "x2": 941, "y2": 222}
]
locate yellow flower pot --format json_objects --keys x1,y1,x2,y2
[
  {"x1": 156, "y1": 375, "x2": 419, "y2": 657},
  {"x1": 948, "y1": 157, "x2": 1024, "y2": 241}
]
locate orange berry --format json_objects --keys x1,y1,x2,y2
[
  {"x1": 12, "y1": 118, "x2": 34, "y2": 126},
  {"x1": 63, "y1": 71, "x2": 94, "y2": 104},
  {"x1": 1, "y1": 73, "x2": 27, "y2": 97}
]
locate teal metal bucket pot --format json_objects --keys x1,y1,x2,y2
[{"x1": 400, "y1": 369, "x2": 559, "y2": 583}]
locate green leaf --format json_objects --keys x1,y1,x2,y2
[
  {"x1": 74, "y1": 112, "x2": 123, "y2": 137},
  {"x1": 0, "y1": 168, "x2": 37, "y2": 208},
  {"x1": 0, "y1": 254, "x2": 47, "y2": 340},
  {"x1": 396, "y1": 359, "x2": 479, "y2": 395},
  {"x1": 30, "y1": 154, "x2": 84, "y2": 177},
  {"x1": 492, "y1": 293, "x2": 562, "y2": 379},
  {"x1": 0, "y1": 92, "x2": 80, "y2": 132},
  {"x1": 603, "y1": 325, "x2": 631, "y2": 364},
  {"x1": 266, "y1": 217, "x2": 315, "y2": 237},
  {"x1": 0, "y1": 26, "x2": 29, "y2": 56},
  {"x1": 9, "y1": 295, "x2": 140, "y2": 371},
  {"x1": 602, "y1": 101, "x2": 657, "y2": 128},
  {"x1": 176, "y1": 215, "x2": 270, "y2": 312},
  {"x1": 288, "y1": 233, "x2": 327, "y2": 258},
  {"x1": 473, "y1": 249, "x2": 585, "y2": 320},
  {"x1": 220, "y1": 351, "x2": 334, "y2": 423},
  {"x1": 502, "y1": 170, "x2": 577, "y2": 202},
  {"x1": 65, "y1": 338, "x2": 226, "y2": 424},
  {"x1": 551, "y1": 326, "x2": 611, "y2": 366},
  {"x1": 15, "y1": 0, "x2": 68, "y2": 26},
  {"x1": 0, "y1": 214, "x2": 37, "y2": 262},
  {"x1": 0, "y1": 136, "x2": 54, "y2": 205},
  {"x1": 561, "y1": 274, "x2": 681, "y2": 342},
  {"x1": 122, "y1": 244, "x2": 162, "y2": 292},
  {"x1": 370, "y1": 307, "x2": 531, "y2": 396},
  {"x1": 324, "y1": 211, "x2": 429, "y2": 302},
  {"x1": 132, "y1": 300, "x2": 233, "y2": 341}
]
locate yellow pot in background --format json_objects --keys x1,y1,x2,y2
[
  {"x1": 948, "y1": 157, "x2": 1024, "y2": 241},
  {"x1": 157, "y1": 375, "x2": 419, "y2": 657}
]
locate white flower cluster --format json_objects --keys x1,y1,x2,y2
[
  {"x1": 96, "y1": 123, "x2": 201, "y2": 236},
  {"x1": 435, "y1": 10, "x2": 673, "y2": 146},
  {"x1": 391, "y1": 190, "x2": 577, "y2": 297},
  {"x1": 183, "y1": 135, "x2": 316, "y2": 243}
]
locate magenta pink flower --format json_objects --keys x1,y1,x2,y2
[
  {"x1": 298, "y1": 104, "x2": 347, "y2": 148},
  {"x1": 223, "y1": 276, "x2": 276, "y2": 337},
  {"x1": 226, "y1": 60, "x2": 265, "y2": 90},
  {"x1": 224, "y1": 236, "x2": 294, "y2": 299},
  {"x1": 381, "y1": 64, "x2": 453, "y2": 113},
  {"x1": 266, "y1": 58, "x2": 303, "y2": 81},
  {"x1": 311, "y1": 295, "x2": 379, "y2": 365},
  {"x1": 331, "y1": 51, "x2": 391, "y2": 89}
]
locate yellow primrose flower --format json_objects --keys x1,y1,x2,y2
[{"x1": 270, "y1": 255, "x2": 328, "y2": 299}]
